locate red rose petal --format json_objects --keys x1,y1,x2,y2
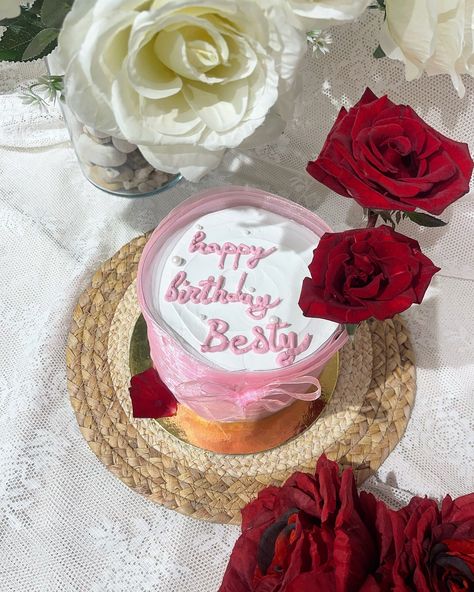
[
  {"x1": 129, "y1": 367, "x2": 178, "y2": 418},
  {"x1": 357, "y1": 87, "x2": 379, "y2": 106},
  {"x1": 442, "y1": 493, "x2": 474, "y2": 523},
  {"x1": 306, "y1": 159, "x2": 352, "y2": 198}
]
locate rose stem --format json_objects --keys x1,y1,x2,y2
[{"x1": 366, "y1": 210, "x2": 379, "y2": 228}]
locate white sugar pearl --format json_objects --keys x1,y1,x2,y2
[
  {"x1": 199, "y1": 313, "x2": 207, "y2": 321},
  {"x1": 196, "y1": 224, "x2": 203, "y2": 230},
  {"x1": 171, "y1": 256, "x2": 185, "y2": 266},
  {"x1": 248, "y1": 287, "x2": 256, "y2": 293},
  {"x1": 269, "y1": 316, "x2": 280, "y2": 324}
]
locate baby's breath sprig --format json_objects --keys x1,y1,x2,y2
[
  {"x1": 20, "y1": 75, "x2": 64, "y2": 111},
  {"x1": 306, "y1": 30, "x2": 333, "y2": 56}
]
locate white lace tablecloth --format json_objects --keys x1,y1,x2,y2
[{"x1": 1, "y1": 13, "x2": 473, "y2": 592}]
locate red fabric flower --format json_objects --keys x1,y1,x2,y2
[
  {"x1": 218, "y1": 456, "x2": 395, "y2": 592},
  {"x1": 391, "y1": 495, "x2": 474, "y2": 591},
  {"x1": 307, "y1": 88, "x2": 473, "y2": 215},
  {"x1": 129, "y1": 367, "x2": 177, "y2": 418},
  {"x1": 299, "y1": 225, "x2": 440, "y2": 324}
]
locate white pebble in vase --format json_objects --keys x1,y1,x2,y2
[
  {"x1": 112, "y1": 137, "x2": 137, "y2": 154},
  {"x1": 137, "y1": 182, "x2": 155, "y2": 193},
  {"x1": 76, "y1": 134, "x2": 127, "y2": 167},
  {"x1": 84, "y1": 125, "x2": 111, "y2": 139},
  {"x1": 149, "y1": 171, "x2": 168, "y2": 188},
  {"x1": 134, "y1": 165, "x2": 155, "y2": 183},
  {"x1": 102, "y1": 165, "x2": 134, "y2": 183}
]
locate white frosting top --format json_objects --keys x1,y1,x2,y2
[{"x1": 151, "y1": 206, "x2": 338, "y2": 371}]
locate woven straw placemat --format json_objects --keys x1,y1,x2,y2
[{"x1": 66, "y1": 234, "x2": 416, "y2": 524}]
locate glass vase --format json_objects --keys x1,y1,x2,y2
[{"x1": 61, "y1": 102, "x2": 182, "y2": 197}]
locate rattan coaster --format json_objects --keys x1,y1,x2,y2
[{"x1": 66, "y1": 234, "x2": 416, "y2": 524}]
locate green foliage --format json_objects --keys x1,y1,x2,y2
[
  {"x1": 0, "y1": 0, "x2": 72, "y2": 62},
  {"x1": 20, "y1": 74, "x2": 64, "y2": 111},
  {"x1": 405, "y1": 211, "x2": 448, "y2": 228},
  {"x1": 369, "y1": 0, "x2": 386, "y2": 9},
  {"x1": 41, "y1": 0, "x2": 73, "y2": 29},
  {"x1": 373, "y1": 45, "x2": 386, "y2": 59},
  {"x1": 367, "y1": 209, "x2": 448, "y2": 229},
  {"x1": 22, "y1": 27, "x2": 58, "y2": 60}
]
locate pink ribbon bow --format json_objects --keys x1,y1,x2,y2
[{"x1": 175, "y1": 376, "x2": 321, "y2": 422}]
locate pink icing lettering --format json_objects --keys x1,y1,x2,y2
[
  {"x1": 198, "y1": 276, "x2": 215, "y2": 304},
  {"x1": 247, "y1": 246, "x2": 277, "y2": 269},
  {"x1": 218, "y1": 242, "x2": 237, "y2": 270},
  {"x1": 248, "y1": 295, "x2": 281, "y2": 321},
  {"x1": 166, "y1": 271, "x2": 279, "y2": 320},
  {"x1": 276, "y1": 334, "x2": 313, "y2": 367},
  {"x1": 251, "y1": 326, "x2": 270, "y2": 354},
  {"x1": 188, "y1": 231, "x2": 277, "y2": 270},
  {"x1": 267, "y1": 321, "x2": 290, "y2": 351},
  {"x1": 227, "y1": 272, "x2": 247, "y2": 302},
  {"x1": 165, "y1": 271, "x2": 185, "y2": 301},
  {"x1": 200, "y1": 318, "x2": 313, "y2": 366},
  {"x1": 230, "y1": 335, "x2": 251, "y2": 354},
  {"x1": 201, "y1": 319, "x2": 229, "y2": 353},
  {"x1": 189, "y1": 230, "x2": 206, "y2": 252}
]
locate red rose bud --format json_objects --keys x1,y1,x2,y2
[
  {"x1": 299, "y1": 225, "x2": 440, "y2": 324},
  {"x1": 307, "y1": 88, "x2": 473, "y2": 215},
  {"x1": 129, "y1": 367, "x2": 177, "y2": 418}
]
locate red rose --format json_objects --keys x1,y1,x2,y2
[
  {"x1": 298, "y1": 225, "x2": 440, "y2": 324},
  {"x1": 219, "y1": 456, "x2": 395, "y2": 592},
  {"x1": 307, "y1": 88, "x2": 473, "y2": 216},
  {"x1": 391, "y1": 495, "x2": 474, "y2": 591}
]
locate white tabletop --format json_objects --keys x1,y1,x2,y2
[{"x1": 1, "y1": 12, "x2": 473, "y2": 592}]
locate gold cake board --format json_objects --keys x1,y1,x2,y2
[{"x1": 66, "y1": 234, "x2": 416, "y2": 525}]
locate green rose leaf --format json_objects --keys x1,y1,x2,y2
[
  {"x1": 22, "y1": 27, "x2": 58, "y2": 61},
  {"x1": 373, "y1": 45, "x2": 386, "y2": 59},
  {"x1": 405, "y1": 211, "x2": 448, "y2": 227},
  {"x1": 41, "y1": 0, "x2": 73, "y2": 29},
  {"x1": 0, "y1": 1, "x2": 64, "y2": 62}
]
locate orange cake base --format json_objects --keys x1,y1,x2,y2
[{"x1": 157, "y1": 353, "x2": 339, "y2": 454}]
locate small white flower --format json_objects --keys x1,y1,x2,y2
[
  {"x1": 57, "y1": 0, "x2": 306, "y2": 181},
  {"x1": 307, "y1": 29, "x2": 333, "y2": 55},
  {"x1": 380, "y1": 0, "x2": 474, "y2": 97},
  {"x1": 0, "y1": 0, "x2": 20, "y2": 19}
]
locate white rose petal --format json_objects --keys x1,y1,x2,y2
[
  {"x1": 287, "y1": 0, "x2": 372, "y2": 29},
  {"x1": 139, "y1": 142, "x2": 225, "y2": 181},
  {"x1": 381, "y1": 0, "x2": 474, "y2": 97},
  {"x1": 57, "y1": 0, "x2": 306, "y2": 181}
]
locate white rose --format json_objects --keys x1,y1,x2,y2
[
  {"x1": 380, "y1": 0, "x2": 474, "y2": 97},
  {"x1": 57, "y1": 0, "x2": 306, "y2": 181},
  {"x1": 287, "y1": 0, "x2": 371, "y2": 29},
  {"x1": 0, "y1": 0, "x2": 21, "y2": 19}
]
